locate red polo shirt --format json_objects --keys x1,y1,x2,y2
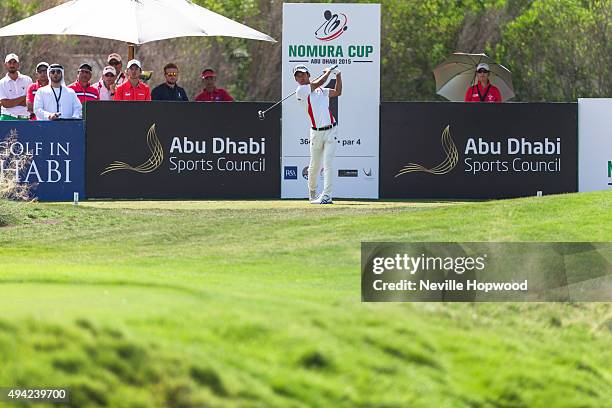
[
  {"x1": 464, "y1": 83, "x2": 502, "y2": 102},
  {"x1": 195, "y1": 88, "x2": 233, "y2": 102},
  {"x1": 114, "y1": 80, "x2": 151, "y2": 101},
  {"x1": 69, "y1": 81, "x2": 99, "y2": 103},
  {"x1": 26, "y1": 81, "x2": 46, "y2": 105},
  {"x1": 27, "y1": 81, "x2": 46, "y2": 120}
]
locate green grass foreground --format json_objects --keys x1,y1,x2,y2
[{"x1": 0, "y1": 192, "x2": 611, "y2": 408}]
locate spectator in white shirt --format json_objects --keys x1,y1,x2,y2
[
  {"x1": 93, "y1": 66, "x2": 117, "y2": 101},
  {"x1": 0, "y1": 53, "x2": 33, "y2": 120},
  {"x1": 33, "y1": 64, "x2": 82, "y2": 120}
]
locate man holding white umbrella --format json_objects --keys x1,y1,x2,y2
[
  {"x1": 433, "y1": 53, "x2": 514, "y2": 102},
  {"x1": 464, "y1": 62, "x2": 502, "y2": 103}
]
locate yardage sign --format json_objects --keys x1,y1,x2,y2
[{"x1": 281, "y1": 3, "x2": 381, "y2": 199}]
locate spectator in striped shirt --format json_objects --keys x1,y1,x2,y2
[
  {"x1": 69, "y1": 63, "x2": 99, "y2": 104},
  {"x1": 26, "y1": 61, "x2": 49, "y2": 119}
]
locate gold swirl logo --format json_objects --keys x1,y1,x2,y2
[
  {"x1": 395, "y1": 125, "x2": 458, "y2": 177},
  {"x1": 100, "y1": 124, "x2": 163, "y2": 175}
]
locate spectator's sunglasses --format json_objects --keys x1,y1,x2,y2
[
  {"x1": 37, "y1": 68, "x2": 47, "y2": 74},
  {"x1": 104, "y1": 73, "x2": 116, "y2": 77},
  {"x1": 49, "y1": 69, "x2": 62, "y2": 74},
  {"x1": 165, "y1": 72, "x2": 178, "y2": 77},
  {"x1": 109, "y1": 60, "x2": 121, "y2": 65},
  {"x1": 477, "y1": 69, "x2": 489, "y2": 73}
]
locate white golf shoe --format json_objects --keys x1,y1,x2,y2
[{"x1": 310, "y1": 194, "x2": 333, "y2": 204}]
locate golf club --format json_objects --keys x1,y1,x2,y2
[{"x1": 258, "y1": 64, "x2": 339, "y2": 120}]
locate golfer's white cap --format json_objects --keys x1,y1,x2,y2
[
  {"x1": 102, "y1": 66, "x2": 116, "y2": 76},
  {"x1": 127, "y1": 59, "x2": 142, "y2": 69},
  {"x1": 4, "y1": 53, "x2": 19, "y2": 63},
  {"x1": 293, "y1": 64, "x2": 309, "y2": 75},
  {"x1": 476, "y1": 63, "x2": 490, "y2": 72}
]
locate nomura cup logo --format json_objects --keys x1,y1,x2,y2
[
  {"x1": 100, "y1": 124, "x2": 163, "y2": 175},
  {"x1": 315, "y1": 10, "x2": 348, "y2": 41},
  {"x1": 395, "y1": 125, "x2": 459, "y2": 177}
]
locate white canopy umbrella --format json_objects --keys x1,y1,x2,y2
[
  {"x1": 434, "y1": 53, "x2": 514, "y2": 101},
  {"x1": 0, "y1": 0, "x2": 275, "y2": 58}
]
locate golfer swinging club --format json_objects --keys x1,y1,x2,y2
[{"x1": 293, "y1": 64, "x2": 342, "y2": 204}]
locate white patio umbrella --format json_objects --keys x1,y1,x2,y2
[
  {"x1": 434, "y1": 53, "x2": 514, "y2": 101},
  {"x1": 0, "y1": 0, "x2": 275, "y2": 59}
]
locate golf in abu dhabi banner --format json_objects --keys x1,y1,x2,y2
[
  {"x1": 86, "y1": 102, "x2": 280, "y2": 199},
  {"x1": 0, "y1": 121, "x2": 85, "y2": 201},
  {"x1": 380, "y1": 103, "x2": 578, "y2": 199},
  {"x1": 281, "y1": 3, "x2": 380, "y2": 199}
]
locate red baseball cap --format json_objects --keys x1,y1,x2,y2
[{"x1": 201, "y1": 69, "x2": 216, "y2": 79}]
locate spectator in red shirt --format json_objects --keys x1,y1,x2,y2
[
  {"x1": 464, "y1": 63, "x2": 502, "y2": 103},
  {"x1": 69, "y1": 63, "x2": 99, "y2": 104},
  {"x1": 26, "y1": 61, "x2": 49, "y2": 119},
  {"x1": 113, "y1": 59, "x2": 151, "y2": 101},
  {"x1": 195, "y1": 68, "x2": 234, "y2": 102}
]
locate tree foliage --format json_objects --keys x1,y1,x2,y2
[{"x1": 0, "y1": 0, "x2": 609, "y2": 101}]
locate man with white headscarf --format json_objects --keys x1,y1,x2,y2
[{"x1": 33, "y1": 63, "x2": 82, "y2": 120}]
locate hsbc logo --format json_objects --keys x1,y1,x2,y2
[{"x1": 315, "y1": 10, "x2": 348, "y2": 41}]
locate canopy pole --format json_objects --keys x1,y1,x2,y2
[{"x1": 127, "y1": 43, "x2": 135, "y2": 61}]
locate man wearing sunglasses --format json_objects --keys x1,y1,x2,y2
[
  {"x1": 152, "y1": 63, "x2": 188, "y2": 101},
  {"x1": 93, "y1": 66, "x2": 117, "y2": 101},
  {"x1": 464, "y1": 63, "x2": 502, "y2": 103},
  {"x1": 26, "y1": 61, "x2": 49, "y2": 119},
  {"x1": 33, "y1": 64, "x2": 82, "y2": 120}
]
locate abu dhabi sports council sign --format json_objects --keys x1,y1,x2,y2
[
  {"x1": 380, "y1": 103, "x2": 578, "y2": 199},
  {"x1": 281, "y1": 3, "x2": 380, "y2": 199},
  {"x1": 86, "y1": 102, "x2": 280, "y2": 199},
  {"x1": 578, "y1": 99, "x2": 612, "y2": 192}
]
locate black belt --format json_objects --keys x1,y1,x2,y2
[{"x1": 312, "y1": 123, "x2": 337, "y2": 131}]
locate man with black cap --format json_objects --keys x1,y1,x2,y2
[
  {"x1": 293, "y1": 64, "x2": 342, "y2": 204},
  {"x1": 0, "y1": 53, "x2": 32, "y2": 121},
  {"x1": 113, "y1": 59, "x2": 151, "y2": 101},
  {"x1": 69, "y1": 62, "x2": 99, "y2": 104},
  {"x1": 26, "y1": 61, "x2": 49, "y2": 119},
  {"x1": 33, "y1": 64, "x2": 82, "y2": 120}
]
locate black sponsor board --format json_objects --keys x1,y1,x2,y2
[
  {"x1": 86, "y1": 102, "x2": 280, "y2": 199},
  {"x1": 380, "y1": 103, "x2": 578, "y2": 199}
]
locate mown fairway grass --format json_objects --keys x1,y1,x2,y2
[{"x1": 0, "y1": 192, "x2": 611, "y2": 408}]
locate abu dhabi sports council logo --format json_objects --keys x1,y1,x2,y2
[
  {"x1": 100, "y1": 124, "x2": 163, "y2": 175},
  {"x1": 315, "y1": 10, "x2": 348, "y2": 41},
  {"x1": 395, "y1": 125, "x2": 459, "y2": 177}
]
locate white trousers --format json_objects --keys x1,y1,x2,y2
[{"x1": 308, "y1": 126, "x2": 337, "y2": 197}]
